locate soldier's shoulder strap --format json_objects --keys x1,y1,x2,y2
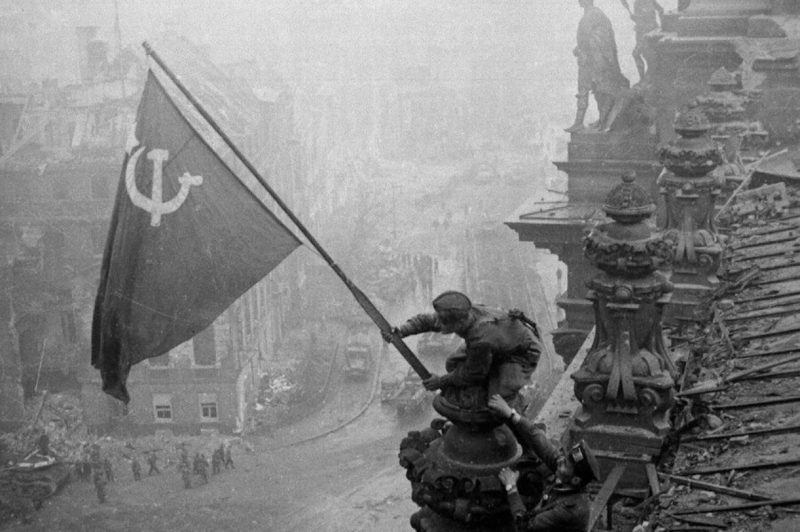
[{"x1": 507, "y1": 309, "x2": 542, "y2": 340}]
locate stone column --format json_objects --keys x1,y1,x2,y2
[
  {"x1": 569, "y1": 173, "x2": 676, "y2": 493},
  {"x1": 658, "y1": 109, "x2": 724, "y2": 320}
]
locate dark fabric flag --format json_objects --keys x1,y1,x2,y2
[{"x1": 92, "y1": 70, "x2": 301, "y2": 403}]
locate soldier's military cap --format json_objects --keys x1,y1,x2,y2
[
  {"x1": 568, "y1": 439, "x2": 600, "y2": 483},
  {"x1": 432, "y1": 291, "x2": 472, "y2": 312}
]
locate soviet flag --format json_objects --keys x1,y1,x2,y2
[{"x1": 92, "y1": 70, "x2": 301, "y2": 403}]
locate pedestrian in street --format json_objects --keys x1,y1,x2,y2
[
  {"x1": 179, "y1": 460, "x2": 192, "y2": 489},
  {"x1": 92, "y1": 468, "x2": 107, "y2": 503},
  {"x1": 79, "y1": 443, "x2": 92, "y2": 481},
  {"x1": 211, "y1": 448, "x2": 221, "y2": 475},
  {"x1": 179, "y1": 443, "x2": 189, "y2": 468},
  {"x1": 37, "y1": 432, "x2": 50, "y2": 457},
  {"x1": 197, "y1": 454, "x2": 209, "y2": 484},
  {"x1": 192, "y1": 452, "x2": 202, "y2": 475},
  {"x1": 223, "y1": 443, "x2": 234, "y2": 470},
  {"x1": 146, "y1": 451, "x2": 160, "y2": 476},
  {"x1": 103, "y1": 457, "x2": 114, "y2": 482},
  {"x1": 131, "y1": 456, "x2": 142, "y2": 481}
]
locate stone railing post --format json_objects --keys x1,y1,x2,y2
[
  {"x1": 569, "y1": 172, "x2": 676, "y2": 493},
  {"x1": 657, "y1": 108, "x2": 725, "y2": 320}
]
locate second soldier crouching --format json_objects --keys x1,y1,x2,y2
[{"x1": 488, "y1": 394, "x2": 600, "y2": 532}]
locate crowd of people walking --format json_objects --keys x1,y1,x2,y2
[{"x1": 74, "y1": 440, "x2": 236, "y2": 503}]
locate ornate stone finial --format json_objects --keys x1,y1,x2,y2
[
  {"x1": 602, "y1": 171, "x2": 657, "y2": 223},
  {"x1": 586, "y1": 173, "x2": 670, "y2": 278},
  {"x1": 691, "y1": 67, "x2": 767, "y2": 158},
  {"x1": 659, "y1": 109, "x2": 724, "y2": 177}
]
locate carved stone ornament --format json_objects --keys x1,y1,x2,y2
[
  {"x1": 690, "y1": 68, "x2": 768, "y2": 156},
  {"x1": 585, "y1": 172, "x2": 672, "y2": 278},
  {"x1": 658, "y1": 108, "x2": 724, "y2": 177}
]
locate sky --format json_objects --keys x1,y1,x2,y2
[{"x1": 13, "y1": 0, "x2": 679, "y2": 91}]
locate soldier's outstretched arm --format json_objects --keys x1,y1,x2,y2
[
  {"x1": 397, "y1": 313, "x2": 442, "y2": 337},
  {"x1": 383, "y1": 313, "x2": 440, "y2": 342}
]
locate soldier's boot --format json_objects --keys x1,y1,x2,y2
[{"x1": 565, "y1": 93, "x2": 589, "y2": 133}]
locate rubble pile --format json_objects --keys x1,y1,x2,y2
[
  {"x1": 0, "y1": 392, "x2": 88, "y2": 464},
  {"x1": 249, "y1": 324, "x2": 341, "y2": 433},
  {"x1": 641, "y1": 181, "x2": 800, "y2": 531}
]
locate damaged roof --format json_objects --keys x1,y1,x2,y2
[{"x1": 651, "y1": 178, "x2": 800, "y2": 530}]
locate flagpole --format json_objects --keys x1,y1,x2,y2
[{"x1": 142, "y1": 41, "x2": 431, "y2": 380}]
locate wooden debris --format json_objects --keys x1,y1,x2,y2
[
  {"x1": 588, "y1": 463, "x2": 627, "y2": 531},
  {"x1": 678, "y1": 456, "x2": 800, "y2": 476},
  {"x1": 658, "y1": 473, "x2": 771, "y2": 501},
  {"x1": 714, "y1": 394, "x2": 800, "y2": 410},
  {"x1": 666, "y1": 512, "x2": 728, "y2": 529},
  {"x1": 670, "y1": 495, "x2": 800, "y2": 515},
  {"x1": 683, "y1": 422, "x2": 800, "y2": 442},
  {"x1": 677, "y1": 353, "x2": 800, "y2": 396}
]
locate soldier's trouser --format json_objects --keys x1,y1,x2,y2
[
  {"x1": 488, "y1": 362, "x2": 535, "y2": 404},
  {"x1": 445, "y1": 349, "x2": 534, "y2": 404}
]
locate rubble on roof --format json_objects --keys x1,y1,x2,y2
[{"x1": 645, "y1": 170, "x2": 800, "y2": 531}]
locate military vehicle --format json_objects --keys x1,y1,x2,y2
[
  {"x1": 0, "y1": 450, "x2": 71, "y2": 507},
  {"x1": 343, "y1": 326, "x2": 372, "y2": 379},
  {"x1": 386, "y1": 368, "x2": 434, "y2": 418}
]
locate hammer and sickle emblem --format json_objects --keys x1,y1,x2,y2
[{"x1": 125, "y1": 146, "x2": 203, "y2": 227}]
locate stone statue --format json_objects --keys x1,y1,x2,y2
[
  {"x1": 631, "y1": 0, "x2": 664, "y2": 84},
  {"x1": 565, "y1": 0, "x2": 631, "y2": 133}
]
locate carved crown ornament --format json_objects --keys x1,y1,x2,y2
[
  {"x1": 585, "y1": 172, "x2": 673, "y2": 278},
  {"x1": 658, "y1": 108, "x2": 724, "y2": 178}
]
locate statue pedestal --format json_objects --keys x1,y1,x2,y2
[{"x1": 556, "y1": 129, "x2": 661, "y2": 214}]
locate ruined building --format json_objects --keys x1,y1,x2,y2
[{"x1": 0, "y1": 20, "x2": 312, "y2": 434}]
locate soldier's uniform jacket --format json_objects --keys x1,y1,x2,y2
[
  {"x1": 398, "y1": 305, "x2": 542, "y2": 388},
  {"x1": 509, "y1": 486, "x2": 589, "y2": 532},
  {"x1": 506, "y1": 416, "x2": 590, "y2": 532}
]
